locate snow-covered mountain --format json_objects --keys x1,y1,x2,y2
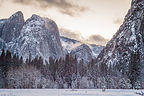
[
  {"x1": 60, "y1": 36, "x2": 104, "y2": 59},
  {"x1": 95, "y1": 0, "x2": 144, "y2": 78},
  {"x1": 70, "y1": 44, "x2": 93, "y2": 63},
  {"x1": 0, "y1": 11, "x2": 64, "y2": 61}
]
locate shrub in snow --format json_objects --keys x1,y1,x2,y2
[
  {"x1": 118, "y1": 78, "x2": 132, "y2": 89},
  {"x1": 79, "y1": 77, "x2": 89, "y2": 89}
]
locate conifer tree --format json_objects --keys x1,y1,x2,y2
[{"x1": 128, "y1": 51, "x2": 140, "y2": 88}]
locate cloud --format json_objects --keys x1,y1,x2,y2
[
  {"x1": 13, "y1": 0, "x2": 88, "y2": 16},
  {"x1": 113, "y1": 18, "x2": 123, "y2": 25},
  {"x1": 13, "y1": 0, "x2": 30, "y2": 4},
  {"x1": 88, "y1": 35, "x2": 107, "y2": 42},
  {"x1": 86, "y1": 35, "x2": 109, "y2": 45},
  {"x1": 60, "y1": 28, "x2": 109, "y2": 46},
  {"x1": 0, "y1": 0, "x2": 4, "y2": 6},
  {"x1": 59, "y1": 28, "x2": 82, "y2": 40}
]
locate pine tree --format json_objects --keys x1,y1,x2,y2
[
  {"x1": 79, "y1": 59, "x2": 86, "y2": 77},
  {"x1": 64, "y1": 54, "x2": 72, "y2": 88},
  {"x1": 0, "y1": 49, "x2": 5, "y2": 67},
  {"x1": 19, "y1": 56, "x2": 23, "y2": 65},
  {"x1": 0, "y1": 49, "x2": 5, "y2": 88},
  {"x1": 36, "y1": 56, "x2": 43, "y2": 69},
  {"x1": 49, "y1": 56, "x2": 57, "y2": 80},
  {"x1": 12, "y1": 54, "x2": 20, "y2": 67},
  {"x1": 128, "y1": 51, "x2": 140, "y2": 89}
]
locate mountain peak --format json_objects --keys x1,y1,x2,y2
[
  {"x1": 9, "y1": 11, "x2": 24, "y2": 20},
  {"x1": 30, "y1": 14, "x2": 43, "y2": 21},
  {"x1": 0, "y1": 11, "x2": 24, "y2": 43},
  {"x1": 70, "y1": 44, "x2": 92, "y2": 63}
]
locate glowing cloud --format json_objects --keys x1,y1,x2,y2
[{"x1": 13, "y1": 0, "x2": 88, "y2": 16}]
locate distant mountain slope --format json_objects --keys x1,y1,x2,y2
[
  {"x1": 70, "y1": 44, "x2": 93, "y2": 63},
  {"x1": 60, "y1": 36, "x2": 81, "y2": 53},
  {"x1": 60, "y1": 36, "x2": 104, "y2": 61},
  {"x1": 60, "y1": 36, "x2": 80, "y2": 44}
]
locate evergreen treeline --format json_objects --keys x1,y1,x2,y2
[{"x1": 0, "y1": 49, "x2": 142, "y2": 89}]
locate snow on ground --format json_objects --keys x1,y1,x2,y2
[{"x1": 0, "y1": 89, "x2": 142, "y2": 96}]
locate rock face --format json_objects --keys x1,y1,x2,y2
[
  {"x1": 0, "y1": 19, "x2": 7, "y2": 36},
  {"x1": 0, "y1": 11, "x2": 24, "y2": 43},
  {"x1": 0, "y1": 11, "x2": 64, "y2": 61},
  {"x1": 96, "y1": 0, "x2": 144, "y2": 78},
  {"x1": 70, "y1": 44, "x2": 93, "y2": 63}
]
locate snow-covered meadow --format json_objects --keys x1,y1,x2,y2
[{"x1": 0, "y1": 89, "x2": 142, "y2": 96}]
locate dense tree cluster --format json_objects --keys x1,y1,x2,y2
[{"x1": 0, "y1": 49, "x2": 142, "y2": 89}]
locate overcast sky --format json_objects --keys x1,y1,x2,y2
[{"x1": 0, "y1": 0, "x2": 131, "y2": 45}]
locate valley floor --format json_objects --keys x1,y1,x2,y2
[{"x1": 0, "y1": 89, "x2": 142, "y2": 96}]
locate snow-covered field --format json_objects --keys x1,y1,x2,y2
[{"x1": 0, "y1": 89, "x2": 142, "y2": 96}]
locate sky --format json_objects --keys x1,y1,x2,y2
[{"x1": 0, "y1": 0, "x2": 131, "y2": 45}]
